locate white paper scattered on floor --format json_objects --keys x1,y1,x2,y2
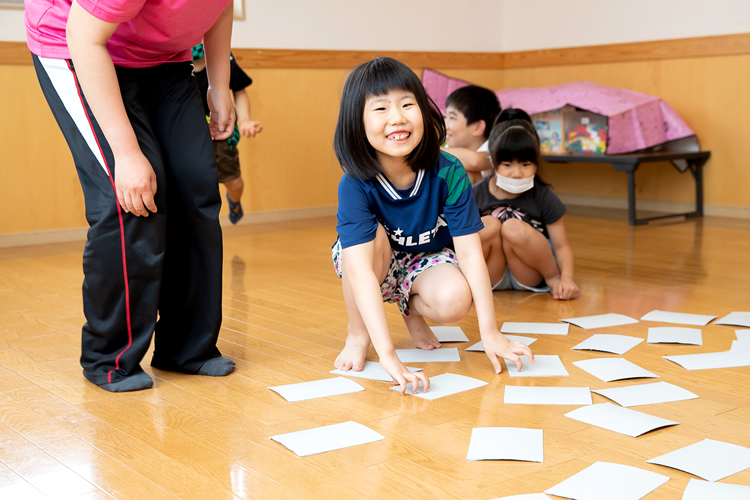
[
  {"x1": 736, "y1": 329, "x2": 750, "y2": 341},
  {"x1": 430, "y1": 326, "x2": 470, "y2": 342},
  {"x1": 545, "y1": 462, "x2": 669, "y2": 500},
  {"x1": 592, "y1": 381, "x2": 698, "y2": 407},
  {"x1": 395, "y1": 347, "x2": 460, "y2": 363},
  {"x1": 269, "y1": 377, "x2": 364, "y2": 402},
  {"x1": 491, "y1": 495, "x2": 551, "y2": 500},
  {"x1": 505, "y1": 355, "x2": 569, "y2": 377},
  {"x1": 330, "y1": 360, "x2": 422, "y2": 382},
  {"x1": 466, "y1": 427, "x2": 543, "y2": 462},
  {"x1": 647, "y1": 327, "x2": 703, "y2": 346},
  {"x1": 646, "y1": 439, "x2": 750, "y2": 482},
  {"x1": 715, "y1": 311, "x2": 750, "y2": 328},
  {"x1": 504, "y1": 386, "x2": 592, "y2": 406},
  {"x1": 560, "y1": 313, "x2": 639, "y2": 330},
  {"x1": 664, "y1": 349, "x2": 750, "y2": 371},
  {"x1": 565, "y1": 403, "x2": 678, "y2": 437},
  {"x1": 573, "y1": 358, "x2": 659, "y2": 382},
  {"x1": 572, "y1": 334, "x2": 644, "y2": 355},
  {"x1": 465, "y1": 335, "x2": 537, "y2": 352},
  {"x1": 682, "y1": 478, "x2": 750, "y2": 500},
  {"x1": 390, "y1": 373, "x2": 488, "y2": 400},
  {"x1": 501, "y1": 322, "x2": 569, "y2": 335},
  {"x1": 270, "y1": 421, "x2": 385, "y2": 457},
  {"x1": 641, "y1": 310, "x2": 716, "y2": 326},
  {"x1": 732, "y1": 339, "x2": 750, "y2": 353}
]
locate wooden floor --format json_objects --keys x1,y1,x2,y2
[{"x1": 1, "y1": 210, "x2": 750, "y2": 500}]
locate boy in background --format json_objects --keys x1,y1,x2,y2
[
  {"x1": 192, "y1": 45, "x2": 263, "y2": 223},
  {"x1": 442, "y1": 85, "x2": 500, "y2": 184}
]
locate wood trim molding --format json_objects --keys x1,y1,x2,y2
[{"x1": 2, "y1": 32, "x2": 748, "y2": 69}]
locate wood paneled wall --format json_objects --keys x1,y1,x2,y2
[{"x1": 1, "y1": 33, "x2": 748, "y2": 235}]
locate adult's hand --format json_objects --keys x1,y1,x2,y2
[{"x1": 114, "y1": 150, "x2": 157, "y2": 216}]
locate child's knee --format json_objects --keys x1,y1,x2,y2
[
  {"x1": 501, "y1": 218, "x2": 530, "y2": 245},
  {"x1": 432, "y1": 280, "x2": 472, "y2": 322},
  {"x1": 225, "y1": 176, "x2": 244, "y2": 190},
  {"x1": 479, "y1": 216, "x2": 502, "y2": 243}
]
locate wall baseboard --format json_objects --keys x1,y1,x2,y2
[
  {"x1": 0, "y1": 205, "x2": 338, "y2": 248},
  {"x1": 560, "y1": 194, "x2": 750, "y2": 220}
]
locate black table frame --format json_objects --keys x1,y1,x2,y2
[{"x1": 542, "y1": 151, "x2": 711, "y2": 226}]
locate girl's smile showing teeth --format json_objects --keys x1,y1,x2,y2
[{"x1": 387, "y1": 131, "x2": 411, "y2": 142}]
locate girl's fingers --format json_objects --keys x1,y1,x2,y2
[{"x1": 486, "y1": 352, "x2": 503, "y2": 374}]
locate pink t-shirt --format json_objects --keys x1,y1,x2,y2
[{"x1": 25, "y1": 0, "x2": 232, "y2": 68}]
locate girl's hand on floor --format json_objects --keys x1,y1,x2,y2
[
  {"x1": 381, "y1": 354, "x2": 430, "y2": 395},
  {"x1": 482, "y1": 332, "x2": 535, "y2": 374},
  {"x1": 550, "y1": 276, "x2": 580, "y2": 300}
]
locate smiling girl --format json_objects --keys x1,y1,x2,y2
[
  {"x1": 331, "y1": 58, "x2": 534, "y2": 394},
  {"x1": 474, "y1": 110, "x2": 580, "y2": 300}
]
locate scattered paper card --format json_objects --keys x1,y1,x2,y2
[
  {"x1": 664, "y1": 350, "x2": 750, "y2": 371},
  {"x1": 391, "y1": 373, "x2": 488, "y2": 400},
  {"x1": 545, "y1": 461, "x2": 669, "y2": 500},
  {"x1": 269, "y1": 377, "x2": 364, "y2": 403},
  {"x1": 504, "y1": 386, "x2": 592, "y2": 406},
  {"x1": 646, "y1": 439, "x2": 750, "y2": 482},
  {"x1": 430, "y1": 326, "x2": 470, "y2": 342},
  {"x1": 592, "y1": 381, "x2": 698, "y2": 407},
  {"x1": 736, "y1": 329, "x2": 750, "y2": 341},
  {"x1": 565, "y1": 403, "x2": 678, "y2": 437},
  {"x1": 505, "y1": 355, "x2": 569, "y2": 377},
  {"x1": 573, "y1": 358, "x2": 659, "y2": 382},
  {"x1": 715, "y1": 312, "x2": 750, "y2": 328},
  {"x1": 501, "y1": 322, "x2": 569, "y2": 335},
  {"x1": 270, "y1": 421, "x2": 384, "y2": 457},
  {"x1": 682, "y1": 478, "x2": 750, "y2": 500},
  {"x1": 560, "y1": 313, "x2": 639, "y2": 330},
  {"x1": 641, "y1": 310, "x2": 716, "y2": 326},
  {"x1": 647, "y1": 327, "x2": 703, "y2": 346},
  {"x1": 732, "y1": 339, "x2": 750, "y2": 353},
  {"x1": 465, "y1": 335, "x2": 537, "y2": 352},
  {"x1": 466, "y1": 427, "x2": 543, "y2": 462},
  {"x1": 572, "y1": 334, "x2": 644, "y2": 355},
  {"x1": 491, "y1": 495, "x2": 552, "y2": 500},
  {"x1": 395, "y1": 347, "x2": 460, "y2": 363},
  {"x1": 331, "y1": 360, "x2": 422, "y2": 382}
]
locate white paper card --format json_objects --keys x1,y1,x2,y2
[
  {"x1": 641, "y1": 310, "x2": 716, "y2": 326},
  {"x1": 647, "y1": 439, "x2": 750, "y2": 482},
  {"x1": 731, "y1": 339, "x2": 750, "y2": 353},
  {"x1": 736, "y1": 329, "x2": 750, "y2": 341},
  {"x1": 491, "y1": 495, "x2": 552, "y2": 500},
  {"x1": 466, "y1": 427, "x2": 543, "y2": 462},
  {"x1": 572, "y1": 334, "x2": 644, "y2": 355},
  {"x1": 565, "y1": 403, "x2": 678, "y2": 437},
  {"x1": 395, "y1": 347, "x2": 460, "y2": 362},
  {"x1": 331, "y1": 360, "x2": 422, "y2": 382},
  {"x1": 504, "y1": 386, "x2": 592, "y2": 405},
  {"x1": 682, "y1": 478, "x2": 750, "y2": 500},
  {"x1": 715, "y1": 312, "x2": 750, "y2": 328},
  {"x1": 592, "y1": 381, "x2": 698, "y2": 407},
  {"x1": 270, "y1": 421, "x2": 385, "y2": 457},
  {"x1": 269, "y1": 377, "x2": 364, "y2": 402},
  {"x1": 647, "y1": 327, "x2": 703, "y2": 346},
  {"x1": 391, "y1": 373, "x2": 488, "y2": 400},
  {"x1": 664, "y1": 351, "x2": 750, "y2": 371},
  {"x1": 573, "y1": 358, "x2": 659, "y2": 382},
  {"x1": 545, "y1": 461, "x2": 669, "y2": 500},
  {"x1": 501, "y1": 322, "x2": 569, "y2": 335},
  {"x1": 560, "y1": 313, "x2": 639, "y2": 330},
  {"x1": 465, "y1": 335, "x2": 537, "y2": 352},
  {"x1": 430, "y1": 326, "x2": 469, "y2": 342},
  {"x1": 505, "y1": 355, "x2": 569, "y2": 377}
]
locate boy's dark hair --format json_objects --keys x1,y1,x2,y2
[
  {"x1": 334, "y1": 57, "x2": 446, "y2": 181},
  {"x1": 488, "y1": 112, "x2": 550, "y2": 187},
  {"x1": 494, "y1": 107, "x2": 533, "y2": 127},
  {"x1": 445, "y1": 85, "x2": 501, "y2": 139}
]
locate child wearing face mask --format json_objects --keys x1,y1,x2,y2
[
  {"x1": 332, "y1": 59, "x2": 535, "y2": 394},
  {"x1": 473, "y1": 110, "x2": 580, "y2": 300}
]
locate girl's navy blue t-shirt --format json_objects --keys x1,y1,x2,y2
[{"x1": 336, "y1": 151, "x2": 484, "y2": 254}]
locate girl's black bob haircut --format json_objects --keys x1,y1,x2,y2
[
  {"x1": 488, "y1": 108, "x2": 550, "y2": 186},
  {"x1": 334, "y1": 57, "x2": 446, "y2": 181}
]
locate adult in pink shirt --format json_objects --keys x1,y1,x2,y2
[{"x1": 27, "y1": 0, "x2": 236, "y2": 392}]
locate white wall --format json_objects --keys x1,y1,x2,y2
[
  {"x1": 0, "y1": 8, "x2": 25, "y2": 42},
  {"x1": 502, "y1": 0, "x2": 750, "y2": 52}
]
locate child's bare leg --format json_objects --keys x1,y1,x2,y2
[
  {"x1": 224, "y1": 176, "x2": 244, "y2": 203},
  {"x1": 501, "y1": 219, "x2": 558, "y2": 286},
  {"x1": 479, "y1": 215, "x2": 507, "y2": 285},
  {"x1": 407, "y1": 263, "x2": 472, "y2": 347},
  {"x1": 334, "y1": 226, "x2": 391, "y2": 371}
]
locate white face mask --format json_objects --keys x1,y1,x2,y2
[{"x1": 496, "y1": 173, "x2": 534, "y2": 194}]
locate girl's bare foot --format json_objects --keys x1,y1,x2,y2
[
  {"x1": 334, "y1": 326, "x2": 371, "y2": 371},
  {"x1": 403, "y1": 314, "x2": 441, "y2": 350}
]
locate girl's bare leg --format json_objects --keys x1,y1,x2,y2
[
  {"x1": 334, "y1": 226, "x2": 391, "y2": 371},
  {"x1": 479, "y1": 215, "x2": 507, "y2": 285},
  {"x1": 501, "y1": 219, "x2": 558, "y2": 287}
]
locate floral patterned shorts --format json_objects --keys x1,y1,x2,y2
[{"x1": 332, "y1": 240, "x2": 459, "y2": 316}]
